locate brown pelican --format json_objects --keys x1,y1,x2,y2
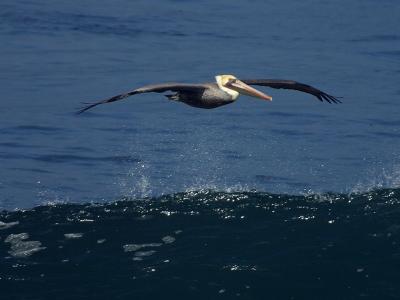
[{"x1": 77, "y1": 75, "x2": 340, "y2": 113}]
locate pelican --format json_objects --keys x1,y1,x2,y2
[{"x1": 77, "y1": 75, "x2": 340, "y2": 113}]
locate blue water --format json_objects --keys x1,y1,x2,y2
[{"x1": 1, "y1": 0, "x2": 400, "y2": 298}]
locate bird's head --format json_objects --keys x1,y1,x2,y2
[{"x1": 215, "y1": 74, "x2": 272, "y2": 101}]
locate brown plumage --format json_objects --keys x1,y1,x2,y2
[{"x1": 77, "y1": 75, "x2": 340, "y2": 114}]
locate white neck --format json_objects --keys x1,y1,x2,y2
[{"x1": 215, "y1": 76, "x2": 240, "y2": 100}]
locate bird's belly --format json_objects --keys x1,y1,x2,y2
[{"x1": 179, "y1": 90, "x2": 234, "y2": 109}]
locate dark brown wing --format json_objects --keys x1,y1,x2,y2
[
  {"x1": 77, "y1": 83, "x2": 207, "y2": 114},
  {"x1": 241, "y1": 79, "x2": 341, "y2": 103}
]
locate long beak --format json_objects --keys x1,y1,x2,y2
[{"x1": 228, "y1": 80, "x2": 272, "y2": 101}]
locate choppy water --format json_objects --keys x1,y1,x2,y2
[
  {"x1": 1, "y1": 0, "x2": 400, "y2": 298},
  {"x1": 1, "y1": 189, "x2": 400, "y2": 299}
]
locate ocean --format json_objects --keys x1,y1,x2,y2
[{"x1": 1, "y1": 0, "x2": 400, "y2": 298}]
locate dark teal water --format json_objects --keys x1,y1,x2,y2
[
  {"x1": 1, "y1": 0, "x2": 400, "y2": 298},
  {"x1": 1, "y1": 189, "x2": 400, "y2": 299}
]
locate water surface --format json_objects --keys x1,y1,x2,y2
[{"x1": 1, "y1": 0, "x2": 400, "y2": 298}]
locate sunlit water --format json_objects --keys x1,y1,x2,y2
[{"x1": 1, "y1": 0, "x2": 400, "y2": 298}]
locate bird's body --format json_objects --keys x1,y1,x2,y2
[
  {"x1": 77, "y1": 75, "x2": 340, "y2": 114},
  {"x1": 165, "y1": 83, "x2": 236, "y2": 109}
]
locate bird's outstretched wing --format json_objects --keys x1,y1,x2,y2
[
  {"x1": 241, "y1": 79, "x2": 341, "y2": 103},
  {"x1": 77, "y1": 83, "x2": 207, "y2": 114}
]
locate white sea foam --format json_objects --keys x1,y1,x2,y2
[
  {"x1": 0, "y1": 221, "x2": 19, "y2": 230},
  {"x1": 4, "y1": 233, "x2": 46, "y2": 258},
  {"x1": 161, "y1": 235, "x2": 175, "y2": 244},
  {"x1": 134, "y1": 250, "x2": 156, "y2": 257},
  {"x1": 64, "y1": 233, "x2": 84, "y2": 239},
  {"x1": 5, "y1": 233, "x2": 29, "y2": 243},
  {"x1": 123, "y1": 243, "x2": 162, "y2": 252}
]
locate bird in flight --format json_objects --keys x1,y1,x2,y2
[{"x1": 77, "y1": 75, "x2": 340, "y2": 114}]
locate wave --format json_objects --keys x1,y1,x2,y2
[
  {"x1": 1, "y1": 188, "x2": 400, "y2": 298},
  {"x1": 2, "y1": 187, "x2": 400, "y2": 215}
]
